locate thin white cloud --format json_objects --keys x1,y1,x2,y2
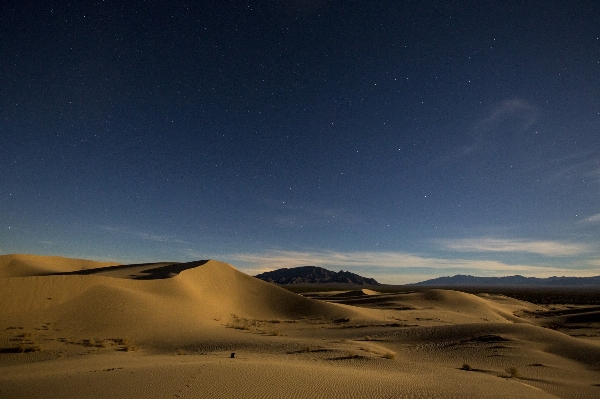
[
  {"x1": 475, "y1": 99, "x2": 538, "y2": 131},
  {"x1": 100, "y1": 226, "x2": 188, "y2": 244},
  {"x1": 441, "y1": 238, "x2": 589, "y2": 256},
  {"x1": 444, "y1": 98, "x2": 539, "y2": 162},
  {"x1": 232, "y1": 250, "x2": 564, "y2": 272},
  {"x1": 542, "y1": 151, "x2": 600, "y2": 186},
  {"x1": 224, "y1": 249, "x2": 599, "y2": 284},
  {"x1": 583, "y1": 213, "x2": 600, "y2": 223},
  {"x1": 261, "y1": 199, "x2": 363, "y2": 228},
  {"x1": 587, "y1": 259, "x2": 600, "y2": 267}
]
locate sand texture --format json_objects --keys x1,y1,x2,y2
[{"x1": 1, "y1": 254, "x2": 599, "y2": 398}]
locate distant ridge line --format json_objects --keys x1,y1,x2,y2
[{"x1": 413, "y1": 274, "x2": 600, "y2": 287}]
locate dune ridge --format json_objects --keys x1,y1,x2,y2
[{"x1": 0, "y1": 254, "x2": 120, "y2": 278}]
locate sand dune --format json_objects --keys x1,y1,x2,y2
[
  {"x1": 0, "y1": 256, "x2": 362, "y2": 344},
  {"x1": 1, "y1": 254, "x2": 600, "y2": 399}
]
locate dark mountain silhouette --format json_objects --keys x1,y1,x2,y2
[
  {"x1": 413, "y1": 274, "x2": 600, "y2": 287},
  {"x1": 255, "y1": 266, "x2": 380, "y2": 285}
]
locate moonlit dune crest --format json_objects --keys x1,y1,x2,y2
[{"x1": 1, "y1": 254, "x2": 600, "y2": 398}]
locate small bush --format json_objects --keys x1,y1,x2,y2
[
  {"x1": 21, "y1": 343, "x2": 43, "y2": 352},
  {"x1": 505, "y1": 367, "x2": 519, "y2": 378},
  {"x1": 382, "y1": 352, "x2": 395, "y2": 360},
  {"x1": 231, "y1": 324, "x2": 251, "y2": 331},
  {"x1": 81, "y1": 338, "x2": 110, "y2": 348},
  {"x1": 461, "y1": 363, "x2": 473, "y2": 371}
]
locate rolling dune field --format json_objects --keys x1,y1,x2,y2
[{"x1": 1, "y1": 254, "x2": 599, "y2": 398}]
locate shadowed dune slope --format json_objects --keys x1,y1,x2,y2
[
  {"x1": 330, "y1": 289, "x2": 381, "y2": 298},
  {"x1": 0, "y1": 254, "x2": 209, "y2": 280},
  {"x1": 328, "y1": 289, "x2": 542, "y2": 324},
  {"x1": 399, "y1": 289, "x2": 540, "y2": 321}
]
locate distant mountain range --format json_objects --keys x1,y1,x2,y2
[
  {"x1": 254, "y1": 266, "x2": 380, "y2": 285},
  {"x1": 413, "y1": 274, "x2": 600, "y2": 287},
  {"x1": 255, "y1": 267, "x2": 600, "y2": 287}
]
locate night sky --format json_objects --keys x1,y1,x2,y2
[{"x1": 2, "y1": 1, "x2": 599, "y2": 283}]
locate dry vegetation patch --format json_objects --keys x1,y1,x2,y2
[
  {"x1": 1, "y1": 332, "x2": 44, "y2": 353},
  {"x1": 505, "y1": 367, "x2": 520, "y2": 378}
]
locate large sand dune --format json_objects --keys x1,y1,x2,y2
[{"x1": 1, "y1": 254, "x2": 599, "y2": 398}]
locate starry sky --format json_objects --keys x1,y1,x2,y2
[{"x1": 1, "y1": 1, "x2": 599, "y2": 283}]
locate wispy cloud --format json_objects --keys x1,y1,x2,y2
[
  {"x1": 444, "y1": 98, "x2": 539, "y2": 162},
  {"x1": 583, "y1": 213, "x2": 600, "y2": 223},
  {"x1": 587, "y1": 259, "x2": 600, "y2": 267},
  {"x1": 543, "y1": 151, "x2": 600, "y2": 186},
  {"x1": 474, "y1": 99, "x2": 538, "y2": 131},
  {"x1": 232, "y1": 250, "x2": 569, "y2": 271},
  {"x1": 100, "y1": 226, "x2": 188, "y2": 244},
  {"x1": 224, "y1": 249, "x2": 599, "y2": 284},
  {"x1": 260, "y1": 199, "x2": 363, "y2": 228},
  {"x1": 441, "y1": 238, "x2": 589, "y2": 256}
]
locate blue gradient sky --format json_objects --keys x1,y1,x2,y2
[{"x1": 2, "y1": 1, "x2": 599, "y2": 283}]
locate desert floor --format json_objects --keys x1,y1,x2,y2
[{"x1": 1, "y1": 254, "x2": 599, "y2": 398}]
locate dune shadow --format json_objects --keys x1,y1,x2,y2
[
  {"x1": 133, "y1": 260, "x2": 210, "y2": 280},
  {"x1": 46, "y1": 260, "x2": 210, "y2": 280}
]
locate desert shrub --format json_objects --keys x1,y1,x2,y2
[
  {"x1": 123, "y1": 345, "x2": 138, "y2": 352},
  {"x1": 505, "y1": 367, "x2": 519, "y2": 378},
  {"x1": 13, "y1": 332, "x2": 33, "y2": 339},
  {"x1": 382, "y1": 352, "x2": 395, "y2": 360},
  {"x1": 461, "y1": 363, "x2": 473, "y2": 371},
  {"x1": 332, "y1": 318, "x2": 351, "y2": 324},
  {"x1": 20, "y1": 343, "x2": 43, "y2": 352},
  {"x1": 228, "y1": 322, "x2": 252, "y2": 331},
  {"x1": 81, "y1": 338, "x2": 109, "y2": 348}
]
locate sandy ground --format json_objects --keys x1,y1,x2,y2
[{"x1": 1, "y1": 254, "x2": 599, "y2": 398}]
